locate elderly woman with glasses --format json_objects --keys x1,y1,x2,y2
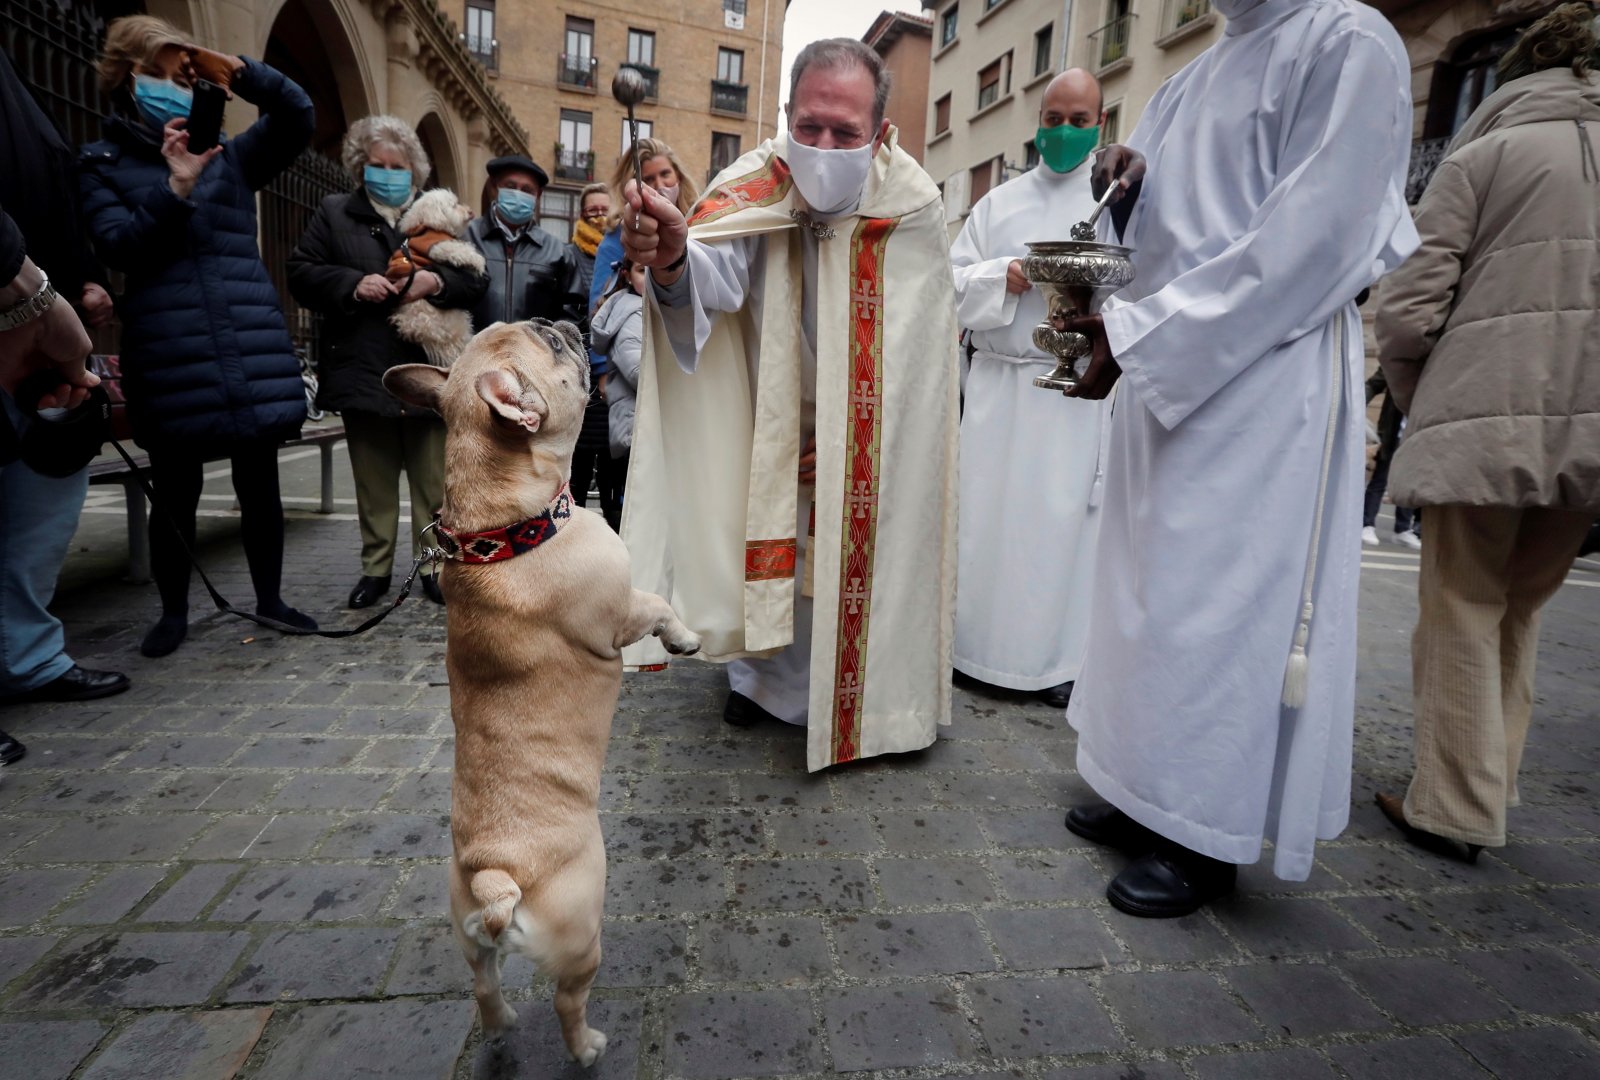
[{"x1": 287, "y1": 115, "x2": 488, "y2": 610}]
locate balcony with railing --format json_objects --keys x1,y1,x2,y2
[
  {"x1": 1157, "y1": 0, "x2": 1214, "y2": 46},
  {"x1": 554, "y1": 144, "x2": 596, "y2": 182},
  {"x1": 462, "y1": 33, "x2": 498, "y2": 72},
  {"x1": 1088, "y1": 15, "x2": 1134, "y2": 72},
  {"x1": 710, "y1": 80, "x2": 749, "y2": 116},
  {"x1": 623, "y1": 63, "x2": 660, "y2": 100},
  {"x1": 557, "y1": 53, "x2": 598, "y2": 91}
]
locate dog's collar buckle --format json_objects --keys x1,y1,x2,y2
[{"x1": 434, "y1": 485, "x2": 574, "y2": 563}]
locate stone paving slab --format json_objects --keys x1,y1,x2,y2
[{"x1": 1, "y1": 471, "x2": 1599, "y2": 1077}]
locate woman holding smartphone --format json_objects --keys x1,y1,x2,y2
[{"x1": 80, "y1": 15, "x2": 317, "y2": 658}]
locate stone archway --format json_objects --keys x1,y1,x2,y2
[
  {"x1": 416, "y1": 110, "x2": 464, "y2": 196},
  {"x1": 262, "y1": 0, "x2": 378, "y2": 158}
]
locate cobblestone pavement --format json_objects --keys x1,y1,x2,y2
[{"x1": 3, "y1": 457, "x2": 1600, "y2": 1079}]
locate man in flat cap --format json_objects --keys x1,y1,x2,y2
[{"x1": 466, "y1": 154, "x2": 585, "y2": 329}]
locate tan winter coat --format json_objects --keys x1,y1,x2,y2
[{"x1": 1377, "y1": 68, "x2": 1600, "y2": 511}]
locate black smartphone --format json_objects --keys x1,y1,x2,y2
[{"x1": 186, "y1": 79, "x2": 227, "y2": 154}]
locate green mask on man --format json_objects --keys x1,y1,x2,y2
[{"x1": 1035, "y1": 122, "x2": 1101, "y2": 174}]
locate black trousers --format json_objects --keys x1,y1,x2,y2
[
  {"x1": 1363, "y1": 395, "x2": 1416, "y2": 533},
  {"x1": 147, "y1": 441, "x2": 286, "y2": 616},
  {"x1": 571, "y1": 445, "x2": 627, "y2": 531}
]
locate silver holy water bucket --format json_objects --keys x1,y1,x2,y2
[{"x1": 1022, "y1": 239, "x2": 1137, "y2": 391}]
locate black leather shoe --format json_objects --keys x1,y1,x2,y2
[
  {"x1": 420, "y1": 573, "x2": 444, "y2": 605},
  {"x1": 0, "y1": 731, "x2": 24, "y2": 765},
  {"x1": 1065, "y1": 801, "x2": 1161, "y2": 852},
  {"x1": 348, "y1": 575, "x2": 392, "y2": 610},
  {"x1": 3, "y1": 665, "x2": 130, "y2": 704},
  {"x1": 724, "y1": 691, "x2": 779, "y2": 728},
  {"x1": 1038, "y1": 681, "x2": 1074, "y2": 709},
  {"x1": 1376, "y1": 792, "x2": 1483, "y2": 865},
  {"x1": 1107, "y1": 846, "x2": 1238, "y2": 918}
]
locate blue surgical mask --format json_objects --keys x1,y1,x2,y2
[
  {"x1": 364, "y1": 165, "x2": 413, "y2": 208},
  {"x1": 132, "y1": 74, "x2": 192, "y2": 127},
  {"x1": 495, "y1": 188, "x2": 537, "y2": 225}
]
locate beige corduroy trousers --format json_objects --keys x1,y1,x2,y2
[{"x1": 1402, "y1": 504, "x2": 1591, "y2": 847}]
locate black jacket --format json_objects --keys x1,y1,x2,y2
[
  {"x1": 0, "y1": 51, "x2": 101, "y2": 300},
  {"x1": 466, "y1": 216, "x2": 586, "y2": 332},
  {"x1": 78, "y1": 58, "x2": 313, "y2": 450},
  {"x1": 288, "y1": 190, "x2": 489, "y2": 417}
]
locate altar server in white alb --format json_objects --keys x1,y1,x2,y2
[
  {"x1": 617, "y1": 39, "x2": 960, "y2": 772},
  {"x1": 950, "y1": 68, "x2": 1108, "y2": 711},
  {"x1": 1057, "y1": 0, "x2": 1419, "y2": 915}
]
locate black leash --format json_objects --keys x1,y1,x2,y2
[{"x1": 109, "y1": 438, "x2": 441, "y2": 638}]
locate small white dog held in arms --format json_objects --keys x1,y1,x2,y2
[
  {"x1": 383, "y1": 320, "x2": 699, "y2": 1066},
  {"x1": 387, "y1": 188, "x2": 485, "y2": 367}
]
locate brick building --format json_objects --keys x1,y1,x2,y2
[
  {"x1": 864, "y1": 10, "x2": 934, "y2": 162},
  {"x1": 461, "y1": 0, "x2": 786, "y2": 239}
]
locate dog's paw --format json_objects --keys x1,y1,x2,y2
[
  {"x1": 481, "y1": 1001, "x2": 518, "y2": 1034},
  {"x1": 569, "y1": 1027, "x2": 607, "y2": 1067},
  {"x1": 660, "y1": 627, "x2": 702, "y2": 656}
]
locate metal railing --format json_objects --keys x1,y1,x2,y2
[
  {"x1": 1406, "y1": 137, "x2": 1452, "y2": 204},
  {"x1": 463, "y1": 34, "x2": 498, "y2": 71},
  {"x1": 1089, "y1": 14, "x2": 1134, "y2": 69},
  {"x1": 1160, "y1": 0, "x2": 1211, "y2": 37},
  {"x1": 623, "y1": 63, "x2": 659, "y2": 99},
  {"x1": 710, "y1": 80, "x2": 749, "y2": 115},
  {"x1": 557, "y1": 52, "x2": 598, "y2": 90},
  {"x1": 553, "y1": 145, "x2": 596, "y2": 182},
  {"x1": 260, "y1": 151, "x2": 350, "y2": 363}
]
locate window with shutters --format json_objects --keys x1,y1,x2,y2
[{"x1": 977, "y1": 59, "x2": 1001, "y2": 110}]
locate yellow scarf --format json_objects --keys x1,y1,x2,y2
[{"x1": 573, "y1": 217, "x2": 605, "y2": 257}]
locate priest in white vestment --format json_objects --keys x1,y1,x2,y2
[
  {"x1": 616, "y1": 39, "x2": 961, "y2": 772},
  {"x1": 1057, "y1": 0, "x2": 1420, "y2": 915},
  {"x1": 950, "y1": 68, "x2": 1109, "y2": 710}
]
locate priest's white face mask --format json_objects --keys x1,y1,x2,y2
[
  {"x1": 784, "y1": 138, "x2": 876, "y2": 215},
  {"x1": 785, "y1": 59, "x2": 891, "y2": 215}
]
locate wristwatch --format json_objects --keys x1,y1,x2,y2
[{"x1": 0, "y1": 270, "x2": 59, "y2": 332}]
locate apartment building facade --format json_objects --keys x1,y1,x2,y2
[
  {"x1": 864, "y1": 10, "x2": 934, "y2": 161},
  {"x1": 463, "y1": 0, "x2": 784, "y2": 240},
  {"x1": 922, "y1": 0, "x2": 1072, "y2": 233},
  {"x1": 1065, "y1": 0, "x2": 1221, "y2": 141}
]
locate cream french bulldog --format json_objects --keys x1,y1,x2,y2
[{"x1": 384, "y1": 319, "x2": 698, "y2": 1065}]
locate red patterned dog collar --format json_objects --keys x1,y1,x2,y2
[{"x1": 434, "y1": 485, "x2": 574, "y2": 563}]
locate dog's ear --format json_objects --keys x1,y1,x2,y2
[
  {"x1": 383, "y1": 364, "x2": 447, "y2": 412},
  {"x1": 477, "y1": 369, "x2": 548, "y2": 433}
]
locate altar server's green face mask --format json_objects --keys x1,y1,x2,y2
[{"x1": 1035, "y1": 122, "x2": 1100, "y2": 174}]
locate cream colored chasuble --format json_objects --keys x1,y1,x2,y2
[{"x1": 621, "y1": 132, "x2": 961, "y2": 771}]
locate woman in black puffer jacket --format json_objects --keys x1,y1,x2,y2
[
  {"x1": 288, "y1": 115, "x2": 488, "y2": 611},
  {"x1": 79, "y1": 16, "x2": 316, "y2": 657}
]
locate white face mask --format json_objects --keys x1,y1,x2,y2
[
  {"x1": 653, "y1": 183, "x2": 680, "y2": 209},
  {"x1": 784, "y1": 137, "x2": 875, "y2": 216}
]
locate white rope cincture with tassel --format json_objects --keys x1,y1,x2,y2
[{"x1": 1282, "y1": 311, "x2": 1347, "y2": 709}]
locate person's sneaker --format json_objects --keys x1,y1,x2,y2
[
  {"x1": 1361, "y1": 525, "x2": 1380, "y2": 547},
  {"x1": 1395, "y1": 530, "x2": 1422, "y2": 550}
]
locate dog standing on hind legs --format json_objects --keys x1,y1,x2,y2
[{"x1": 384, "y1": 320, "x2": 699, "y2": 1066}]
